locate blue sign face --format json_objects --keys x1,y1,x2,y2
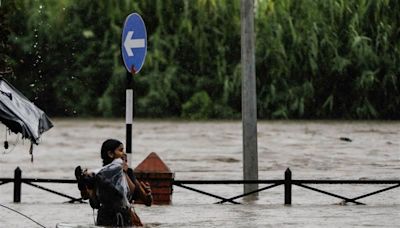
[{"x1": 121, "y1": 13, "x2": 147, "y2": 73}]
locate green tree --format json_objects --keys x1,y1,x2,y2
[{"x1": 2, "y1": 0, "x2": 400, "y2": 119}]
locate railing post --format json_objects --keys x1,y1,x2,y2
[
  {"x1": 14, "y1": 167, "x2": 21, "y2": 203},
  {"x1": 284, "y1": 168, "x2": 292, "y2": 205}
]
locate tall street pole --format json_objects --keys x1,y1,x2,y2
[
  {"x1": 121, "y1": 13, "x2": 147, "y2": 165},
  {"x1": 126, "y1": 68, "x2": 134, "y2": 164},
  {"x1": 241, "y1": 0, "x2": 258, "y2": 199}
]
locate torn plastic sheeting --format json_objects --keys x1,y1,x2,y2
[{"x1": 0, "y1": 78, "x2": 53, "y2": 144}]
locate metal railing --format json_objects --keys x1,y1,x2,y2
[
  {"x1": 174, "y1": 168, "x2": 400, "y2": 205},
  {"x1": 1, "y1": 167, "x2": 399, "y2": 205},
  {"x1": 0, "y1": 167, "x2": 83, "y2": 203}
]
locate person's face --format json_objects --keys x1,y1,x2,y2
[{"x1": 111, "y1": 144, "x2": 125, "y2": 159}]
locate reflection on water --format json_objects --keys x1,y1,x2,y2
[{"x1": 0, "y1": 119, "x2": 399, "y2": 227}]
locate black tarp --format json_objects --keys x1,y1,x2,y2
[{"x1": 0, "y1": 77, "x2": 53, "y2": 144}]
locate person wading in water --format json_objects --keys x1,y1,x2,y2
[{"x1": 75, "y1": 139, "x2": 152, "y2": 226}]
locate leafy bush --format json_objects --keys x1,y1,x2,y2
[
  {"x1": 2, "y1": 0, "x2": 400, "y2": 119},
  {"x1": 182, "y1": 91, "x2": 213, "y2": 119}
]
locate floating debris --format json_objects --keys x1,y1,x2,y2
[{"x1": 339, "y1": 137, "x2": 352, "y2": 142}]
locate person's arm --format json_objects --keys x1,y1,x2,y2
[
  {"x1": 122, "y1": 162, "x2": 136, "y2": 194},
  {"x1": 133, "y1": 179, "x2": 152, "y2": 206},
  {"x1": 126, "y1": 168, "x2": 152, "y2": 206},
  {"x1": 125, "y1": 172, "x2": 136, "y2": 193},
  {"x1": 124, "y1": 164, "x2": 152, "y2": 206}
]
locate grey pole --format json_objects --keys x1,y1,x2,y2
[{"x1": 241, "y1": 0, "x2": 258, "y2": 199}]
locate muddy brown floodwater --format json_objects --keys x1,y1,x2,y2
[{"x1": 0, "y1": 119, "x2": 399, "y2": 227}]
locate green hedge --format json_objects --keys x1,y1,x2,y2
[{"x1": 1, "y1": 0, "x2": 399, "y2": 119}]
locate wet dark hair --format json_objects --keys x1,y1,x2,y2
[{"x1": 100, "y1": 139, "x2": 123, "y2": 166}]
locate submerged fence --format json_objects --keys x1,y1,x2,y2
[
  {"x1": 0, "y1": 167, "x2": 83, "y2": 203},
  {"x1": 0, "y1": 167, "x2": 399, "y2": 205},
  {"x1": 175, "y1": 169, "x2": 400, "y2": 205}
]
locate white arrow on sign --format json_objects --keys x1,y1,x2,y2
[{"x1": 124, "y1": 31, "x2": 145, "y2": 57}]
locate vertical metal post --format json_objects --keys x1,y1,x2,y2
[
  {"x1": 284, "y1": 168, "x2": 292, "y2": 205},
  {"x1": 14, "y1": 167, "x2": 21, "y2": 203},
  {"x1": 126, "y1": 70, "x2": 134, "y2": 164},
  {"x1": 241, "y1": 0, "x2": 258, "y2": 198}
]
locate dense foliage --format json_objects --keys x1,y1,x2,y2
[{"x1": 1, "y1": 0, "x2": 399, "y2": 119}]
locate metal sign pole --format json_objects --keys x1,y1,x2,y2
[
  {"x1": 126, "y1": 69, "x2": 134, "y2": 164},
  {"x1": 121, "y1": 13, "x2": 147, "y2": 165}
]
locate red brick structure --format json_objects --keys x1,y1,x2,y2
[{"x1": 133, "y1": 152, "x2": 174, "y2": 205}]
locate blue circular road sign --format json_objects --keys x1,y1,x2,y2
[{"x1": 121, "y1": 13, "x2": 147, "y2": 73}]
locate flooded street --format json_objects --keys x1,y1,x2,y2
[{"x1": 0, "y1": 119, "x2": 399, "y2": 227}]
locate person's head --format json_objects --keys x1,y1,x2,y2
[{"x1": 100, "y1": 139, "x2": 124, "y2": 166}]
